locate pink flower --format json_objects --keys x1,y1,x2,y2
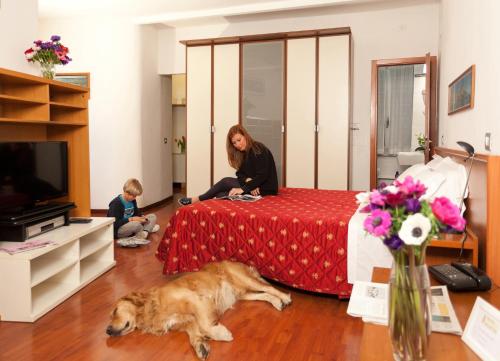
[
  {"x1": 369, "y1": 190, "x2": 385, "y2": 206},
  {"x1": 395, "y1": 176, "x2": 427, "y2": 198},
  {"x1": 385, "y1": 192, "x2": 406, "y2": 207},
  {"x1": 364, "y1": 209, "x2": 392, "y2": 237},
  {"x1": 431, "y1": 197, "x2": 466, "y2": 231}
]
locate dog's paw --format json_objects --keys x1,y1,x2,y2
[
  {"x1": 282, "y1": 293, "x2": 292, "y2": 307},
  {"x1": 195, "y1": 342, "x2": 210, "y2": 360},
  {"x1": 271, "y1": 298, "x2": 284, "y2": 311},
  {"x1": 212, "y1": 324, "x2": 233, "y2": 341}
]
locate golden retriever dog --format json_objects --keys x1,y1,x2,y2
[{"x1": 106, "y1": 261, "x2": 292, "y2": 359}]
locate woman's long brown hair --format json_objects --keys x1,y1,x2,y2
[{"x1": 226, "y1": 124, "x2": 262, "y2": 169}]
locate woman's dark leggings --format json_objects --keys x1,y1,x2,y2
[{"x1": 199, "y1": 177, "x2": 242, "y2": 201}]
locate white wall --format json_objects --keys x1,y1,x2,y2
[
  {"x1": 39, "y1": 16, "x2": 172, "y2": 209},
  {"x1": 158, "y1": 0, "x2": 440, "y2": 190},
  {"x1": 439, "y1": 0, "x2": 500, "y2": 155},
  {"x1": 0, "y1": 0, "x2": 38, "y2": 74}
]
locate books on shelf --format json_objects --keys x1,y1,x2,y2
[{"x1": 217, "y1": 194, "x2": 262, "y2": 202}]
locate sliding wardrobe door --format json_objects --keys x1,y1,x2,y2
[
  {"x1": 242, "y1": 41, "x2": 284, "y2": 186},
  {"x1": 186, "y1": 46, "x2": 211, "y2": 197},
  {"x1": 213, "y1": 44, "x2": 239, "y2": 182},
  {"x1": 317, "y1": 35, "x2": 350, "y2": 190},
  {"x1": 286, "y1": 38, "x2": 316, "y2": 188}
]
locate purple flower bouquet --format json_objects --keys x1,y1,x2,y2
[
  {"x1": 357, "y1": 176, "x2": 465, "y2": 361},
  {"x1": 25, "y1": 35, "x2": 72, "y2": 79}
]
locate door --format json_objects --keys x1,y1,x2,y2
[
  {"x1": 286, "y1": 37, "x2": 316, "y2": 188},
  {"x1": 186, "y1": 46, "x2": 211, "y2": 197},
  {"x1": 317, "y1": 35, "x2": 350, "y2": 190},
  {"x1": 213, "y1": 44, "x2": 239, "y2": 182},
  {"x1": 370, "y1": 56, "x2": 437, "y2": 189}
]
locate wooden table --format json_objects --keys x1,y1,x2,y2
[{"x1": 359, "y1": 267, "x2": 500, "y2": 360}]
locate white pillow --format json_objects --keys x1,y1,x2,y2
[
  {"x1": 426, "y1": 154, "x2": 444, "y2": 170},
  {"x1": 432, "y1": 157, "x2": 468, "y2": 206},
  {"x1": 397, "y1": 164, "x2": 446, "y2": 199},
  {"x1": 398, "y1": 163, "x2": 427, "y2": 180}
]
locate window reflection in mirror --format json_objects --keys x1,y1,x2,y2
[{"x1": 376, "y1": 63, "x2": 426, "y2": 186}]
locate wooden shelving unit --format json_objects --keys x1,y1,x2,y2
[
  {"x1": 0, "y1": 67, "x2": 90, "y2": 216},
  {"x1": 0, "y1": 218, "x2": 115, "y2": 322}
]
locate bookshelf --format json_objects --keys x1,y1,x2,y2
[{"x1": 0, "y1": 67, "x2": 90, "y2": 216}]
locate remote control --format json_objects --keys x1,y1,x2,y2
[{"x1": 69, "y1": 217, "x2": 93, "y2": 224}]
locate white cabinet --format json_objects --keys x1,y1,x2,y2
[
  {"x1": 185, "y1": 31, "x2": 351, "y2": 192},
  {"x1": 0, "y1": 217, "x2": 115, "y2": 322},
  {"x1": 213, "y1": 43, "x2": 239, "y2": 182},
  {"x1": 317, "y1": 35, "x2": 350, "y2": 190},
  {"x1": 186, "y1": 46, "x2": 212, "y2": 197},
  {"x1": 286, "y1": 35, "x2": 350, "y2": 190},
  {"x1": 286, "y1": 37, "x2": 317, "y2": 188}
]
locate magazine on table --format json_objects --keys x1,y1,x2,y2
[
  {"x1": 217, "y1": 194, "x2": 262, "y2": 202},
  {"x1": 0, "y1": 239, "x2": 55, "y2": 255},
  {"x1": 347, "y1": 282, "x2": 463, "y2": 335}
]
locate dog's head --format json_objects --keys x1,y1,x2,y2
[{"x1": 106, "y1": 292, "x2": 145, "y2": 337}]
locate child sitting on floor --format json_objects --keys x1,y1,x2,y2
[{"x1": 107, "y1": 178, "x2": 160, "y2": 240}]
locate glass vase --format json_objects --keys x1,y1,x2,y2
[
  {"x1": 389, "y1": 255, "x2": 432, "y2": 361},
  {"x1": 40, "y1": 63, "x2": 55, "y2": 79}
]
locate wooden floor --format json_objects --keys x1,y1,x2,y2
[{"x1": 0, "y1": 193, "x2": 364, "y2": 361}]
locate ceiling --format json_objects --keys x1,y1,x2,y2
[{"x1": 38, "y1": 0, "x2": 398, "y2": 26}]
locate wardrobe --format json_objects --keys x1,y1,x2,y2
[{"x1": 185, "y1": 28, "x2": 351, "y2": 197}]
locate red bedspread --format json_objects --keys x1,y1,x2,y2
[{"x1": 156, "y1": 188, "x2": 359, "y2": 298}]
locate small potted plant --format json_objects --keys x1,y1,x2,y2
[
  {"x1": 174, "y1": 136, "x2": 186, "y2": 153},
  {"x1": 414, "y1": 133, "x2": 430, "y2": 152}
]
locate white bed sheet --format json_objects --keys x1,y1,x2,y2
[{"x1": 347, "y1": 207, "x2": 393, "y2": 283}]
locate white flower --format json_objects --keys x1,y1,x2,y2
[
  {"x1": 384, "y1": 185, "x2": 399, "y2": 194},
  {"x1": 26, "y1": 52, "x2": 34, "y2": 60},
  {"x1": 398, "y1": 213, "x2": 431, "y2": 246},
  {"x1": 355, "y1": 191, "x2": 370, "y2": 206}
]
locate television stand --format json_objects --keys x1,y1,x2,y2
[
  {"x1": 0, "y1": 217, "x2": 115, "y2": 322},
  {"x1": 0, "y1": 202, "x2": 75, "y2": 242}
]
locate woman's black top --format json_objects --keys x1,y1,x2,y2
[{"x1": 236, "y1": 142, "x2": 278, "y2": 195}]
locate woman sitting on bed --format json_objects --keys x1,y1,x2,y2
[{"x1": 178, "y1": 124, "x2": 278, "y2": 205}]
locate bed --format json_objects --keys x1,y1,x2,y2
[
  {"x1": 156, "y1": 188, "x2": 359, "y2": 298},
  {"x1": 156, "y1": 154, "x2": 477, "y2": 297}
]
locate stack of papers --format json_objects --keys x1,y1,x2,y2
[
  {"x1": 347, "y1": 281, "x2": 389, "y2": 325},
  {"x1": 347, "y1": 281, "x2": 463, "y2": 335},
  {"x1": 0, "y1": 239, "x2": 55, "y2": 255}
]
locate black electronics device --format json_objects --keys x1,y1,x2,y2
[
  {"x1": 0, "y1": 141, "x2": 72, "y2": 242},
  {"x1": 0, "y1": 202, "x2": 75, "y2": 242},
  {"x1": 429, "y1": 262, "x2": 492, "y2": 292},
  {"x1": 0, "y1": 141, "x2": 69, "y2": 212},
  {"x1": 69, "y1": 217, "x2": 93, "y2": 224}
]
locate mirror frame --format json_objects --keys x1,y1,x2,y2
[{"x1": 369, "y1": 55, "x2": 437, "y2": 189}]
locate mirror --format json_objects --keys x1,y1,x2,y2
[
  {"x1": 370, "y1": 54, "x2": 437, "y2": 190},
  {"x1": 376, "y1": 63, "x2": 426, "y2": 186},
  {"x1": 242, "y1": 41, "x2": 284, "y2": 186}
]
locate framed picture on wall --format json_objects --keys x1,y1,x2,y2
[
  {"x1": 448, "y1": 65, "x2": 475, "y2": 115},
  {"x1": 54, "y1": 72, "x2": 90, "y2": 88}
]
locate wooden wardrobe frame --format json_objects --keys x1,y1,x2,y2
[{"x1": 182, "y1": 27, "x2": 352, "y2": 189}]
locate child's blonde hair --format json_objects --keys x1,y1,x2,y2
[{"x1": 123, "y1": 178, "x2": 143, "y2": 196}]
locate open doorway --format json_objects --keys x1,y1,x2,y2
[
  {"x1": 370, "y1": 55, "x2": 437, "y2": 189},
  {"x1": 171, "y1": 74, "x2": 186, "y2": 194}
]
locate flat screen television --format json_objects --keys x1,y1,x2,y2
[{"x1": 0, "y1": 141, "x2": 68, "y2": 213}]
